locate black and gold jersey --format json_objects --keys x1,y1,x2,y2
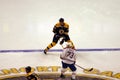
[
  {"x1": 53, "y1": 22, "x2": 69, "y2": 35},
  {"x1": 26, "y1": 72, "x2": 39, "y2": 80}
]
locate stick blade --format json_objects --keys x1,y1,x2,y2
[{"x1": 89, "y1": 68, "x2": 93, "y2": 71}]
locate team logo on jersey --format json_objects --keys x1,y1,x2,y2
[{"x1": 59, "y1": 29, "x2": 64, "y2": 35}]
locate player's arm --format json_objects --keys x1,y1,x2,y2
[
  {"x1": 61, "y1": 56, "x2": 75, "y2": 62},
  {"x1": 64, "y1": 23, "x2": 69, "y2": 35},
  {"x1": 73, "y1": 53, "x2": 76, "y2": 64},
  {"x1": 53, "y1": 26, "x2": 57, "y2": 33}
]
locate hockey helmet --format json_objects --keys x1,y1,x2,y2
[
  {"x1": 25, "y1": 66, "x2": 31, "y2": 73},
  {"x1": 66, "y1": 42, "x2": 73, "y2": 48},
  {"x1": 59, "y1": 18, "x2": 64, "y2": 22}
]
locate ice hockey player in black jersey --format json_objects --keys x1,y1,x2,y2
[
  {"x1": 25, "y1": 66, "x2": 41, "y2": 80},
  {"x1": 44, "y1": 18, "x2": 75, "y2": 54}
]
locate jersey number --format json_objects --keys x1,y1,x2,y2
[{"x1": 66, "y1": 51, "x2": 74, "y2": 58}]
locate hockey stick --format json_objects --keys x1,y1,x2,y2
[{"x1": 75, "y1": 64, "x2": 93, "y2": 71}]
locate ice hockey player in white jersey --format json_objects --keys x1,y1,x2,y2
[{"x1": 60, "y1": 42, "x2": 77, "y2": 80}]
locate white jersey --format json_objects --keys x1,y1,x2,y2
[{"x1": 60, "y1": 47, "x2": 76, "y2": 64}]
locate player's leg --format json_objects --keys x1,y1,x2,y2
[
  {"x1": 44, "y1": 34, "x2": 60, "y2": 54},
  {"x1": 44, "y1": 42, "x2": 56, "y2": 54},
  {"x1": 69, "y1": 64, "x2": 77, "y2": 80},
  {"x1": 60, "y1": 61, "x2": 68, "y2": 78},
  {"x1": 71, "y1": 71, "x2": 76, "y2": 80}
]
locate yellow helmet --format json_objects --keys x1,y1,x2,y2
[{"x1": 66, "y1": 42, "x2": 72, "y2": 48}]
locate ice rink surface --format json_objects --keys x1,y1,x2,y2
[
  {"x1": 0, "y1": 51, "x2": 120, "y2": 72},
  {"x1": 0, "y1": 51, "x2": 120, "y2": 80},
  {"x1": 0, "y1": 0, "x2": 120, "y2": 79}
]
